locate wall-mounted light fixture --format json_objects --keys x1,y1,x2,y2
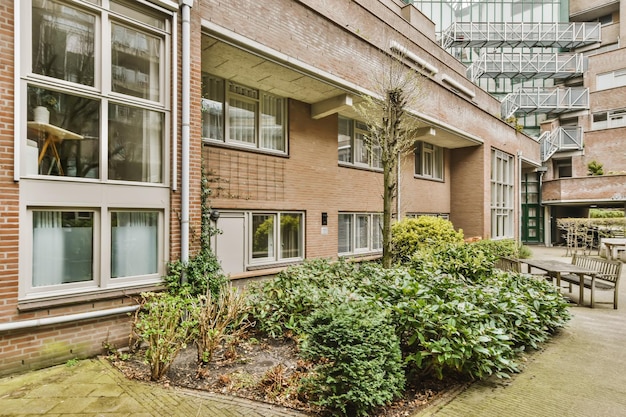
[{"x1": 209, "y1": 209, "x2": 220, "y2": 222}]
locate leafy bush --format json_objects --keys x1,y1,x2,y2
[
  {"x1": 299, "y1": 301, "x2": 404, "y2": 417},
  {"x1": 164, "y1": 249, "x2": 227, "y2": 297},
  {"x1": 397, "y1": 249, "x2": 570, "y2": 380},
  {"x1": 408, "y1": 243, "x2": 497, "y2": 283},
  {"x1": 132, "y1": 292, "x2": 198, "y2": 380},
  {"x1": 470, "y1": 238, "x2": 531, "y2": 259},
  {"x1": 391, "y1": 216, "x2": 464, "y2": 263},
  {"x1": 247, "y1": 259, "x2": 413, "y2": 338}
]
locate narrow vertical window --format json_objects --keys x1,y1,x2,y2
[{"x1": 252, "y1": 214, "x2": 275, "y2": 260}]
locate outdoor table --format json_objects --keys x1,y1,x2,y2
[
  {"x1": 602, "y1": 238, "x2": 626, "y2": 261},
  {"x1": 522, "y1": 259, "x2": 598, "y2": 307}
]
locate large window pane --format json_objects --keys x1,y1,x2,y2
[
  {"x1": 356, "y1": 214, "x2": 369, "y2": 250},
  {"x1": 111, "y1": 23, "x2": 161, "y2": 101},
  {"x1": 108, "y1": 103, "x2": 163, "y2": 183},
  {"x1": 338, "y1": 116, "x2": 352, "y2": 163},
  {"x1": 372, "y1": 214, "x2": 382, "y2": 251},
  {"x1": 27, "y1": 86, "x2": 100, "y2": 178},
  {"x1": 252, "y1": 214, "x2": 274, "y2": 259},
  {"x1": 32, "y1": 0, "x2": 95, "y2": 86},
  {"x1": 32, "y1": 211, "x2": 93, "y2": 286},
  {"x1": 280, "y1": 213, "x2": 302, "y2": 259},
  {"x1": 202, "y1": 75, "x2": 224, "y2": 140},
  {"x1": 229, "y1": 98, "x2": 256, "y2": 145},
  {"x1": 260, "y1": 94, "x2": 285, "y2": 151},
  {"x1": 111, "y1": 211, "x2": 158, "y2": 278},
  {"x1": 338, "y1": 214, "x2": 353, "y2": 253}
]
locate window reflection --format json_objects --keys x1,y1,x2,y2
[
  {"x1": 108, "y1": 104, "x2": 163, "y2": 183},
  {"x1": 32, "y1": 0, "x2": 95, "y2": 86},
  {"x1": 112, "y1": 23, "x2": 161, "y2": 101}
]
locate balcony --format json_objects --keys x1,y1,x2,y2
[
  {"x1": 501, "y1": 87, "x2": 589, "y2": 119},
  {"x1": 441, "y1": 22, "x2": 601, "y2": 50},
  {"x1": 467, "y1": 52, "x2": 585, "y2": 83},
  {"x1": 539, "y1": 126, "x2": 584, "y2": 162},
  {"x1": 542, "y1": 174, "x2": 626, "y2": 204}
]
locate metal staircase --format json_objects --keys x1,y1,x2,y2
[
  {"x1": 467, "y1": 51, "x2": 585, "y2": 83},
  {"x1": 538, "y1": 126, "x2": 584, "y2": 162},
  {"x1": 441, "y1": 22, "x2": 601, "y2": 50},
  {"x1": 501, "y1": 87, "x2": 589, "y2": 119}
]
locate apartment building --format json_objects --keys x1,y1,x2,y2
[
  {"x1": 413, "y1": 0, "x2": 626, "y2": 244},
  {"x1": 0, "y1": 0, "x2": 537, "y2": 376}
]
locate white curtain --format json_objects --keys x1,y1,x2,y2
[
  {"x1": 32, "y1": 212, "x2": 64, "y2": 286},
  {"x1": 111, "y1": 212, "x2": 157, "y2": 278}
]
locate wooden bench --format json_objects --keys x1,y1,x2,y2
[
  {"x1": 560, "y1": 254, "x2": 622, "y2": 309},
  {"x1": 494, "y1": 256, "x2": 521, "y2": 273}
]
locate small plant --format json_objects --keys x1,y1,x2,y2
[
  {"x1": 195, "y1": 285, "x2": 253, "y2": 364},
  {"x1": 132, "y1": 292, "x2": 198, "y2": 380},
  {"x1": 587, "y1": 160, "x2": 604, "y2": 176},
  {"x1": 65, "y1": 358, "x2": 79, "y2": 367},
  {"x1": 299, "y1": 301, "x2": 404, "y2": 417}
]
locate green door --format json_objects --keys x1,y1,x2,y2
[{"x1": 521, "y1": 173, "x2": 543, "y2": 244}]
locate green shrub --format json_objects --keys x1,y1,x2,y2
[
  {"x1": 396, "y1": 265, "x2": 570, "y2": 381},
  {"x1": 133, "y1": 292, "x2": 198, "y2": 380},
  {"x1": 391, "y1": 216, "x2": 464, "y2": 263},
  {"x1": 299, "y1": 301, "x2": 404, "y2": 417},
  {"x1": 164, "y1": 249, "x2": 227, "y2": 297},
  {"x1": 247, "y1": 259, "x2": 413, "y2": 338},
  {"x1": 408, "y1": 243, "x2": 496, "y2": 283}
]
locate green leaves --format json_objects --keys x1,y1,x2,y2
[{"x1": 299, "y1": 302, "x2": 404, "y2": 417}]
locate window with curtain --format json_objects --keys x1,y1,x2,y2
[
  {"x1": 415, "y1": 141, "x2": 444, "y2": 180},
  {"x1": 338, "y1": 213, "x2": 383, "y2": 255},
  {"x1": 111, "y1": 212, "x2": 158, "y2": 278},
  {"x1": 32, "y1": 211, "x2": 93, "y2": 287},
  {"x1": 201, "y1": 73, "x2": 287, "y2": 152},
  {"x1": 250, "y1": 212, "x2": 303, "y2": 264},
  {"x1": 338, "y1": 117, "x2": 382, "y2": 170}
]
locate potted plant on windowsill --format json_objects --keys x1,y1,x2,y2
[{"x1": 33, "y1": 91, "x2": 59, "y2": 125}]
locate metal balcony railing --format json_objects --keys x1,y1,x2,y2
[
  {"x1": 539, "y1": 126, "x2": 584, "y2": 161},
  {"x1": 501, "y1": 87, "x2": 589, "y2": 119},
  {"x1": 441, "y1": 22, "x2": 601, "y2": 50},
  {"x1": 467, "y1": 52, "x2": 585, "y2": 83}
]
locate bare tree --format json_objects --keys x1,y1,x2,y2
[{"x1": 355, "y1": 47, "x2": 425, "y2": 268}]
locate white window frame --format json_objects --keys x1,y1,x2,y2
[
  {"x1": 490, "y1": 149, "x2": 515, "y2": 240},
  {"x1": 592, "y1": 108, "x2": 626, "y2": 130},
  {"x1": 201, "y1": 74, "x2": 287, "y2": 153},
  {"x1": 249, "y1": 211, "x2": 305, "y2": 266},
  {"x1": 415, "y1": 141, "x2": 444, "y2": 180},
  {"x1": 338, "y1": 212, "x2": 383, "y2": 256},
  {"x1": 596, "y1": 69, "x2": 626, "y2": 91},
  {"x1": 338, "y1": 116, "x2": 382, "y2": 170},
  {"x1": 17, "y1": 0, "x2": 173, "y2": 300}
]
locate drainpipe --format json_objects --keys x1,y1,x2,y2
[
  {"x1": 0, "y1": 305, "x2": 139, "y2": 333},
  {"x1": 180, "y1": 0, "x2": 193, "y2": 270}
]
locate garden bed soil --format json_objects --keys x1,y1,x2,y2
[{"x1": 109, "y1": 333, "x2": 465, "y2": 416}]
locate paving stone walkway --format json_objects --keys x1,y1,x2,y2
[{"x1": 0, "y1": 357, "x2": 307, "y2": 417}]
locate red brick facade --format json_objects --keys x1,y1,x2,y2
[{"x1": 0, "y1": 0, "x2": 539, "y2": 376}]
